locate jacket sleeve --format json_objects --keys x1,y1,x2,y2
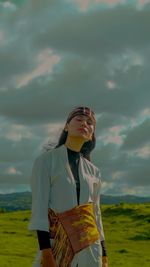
[
  {"x1": 28, "y1": 152, "x2": 51, "y2": 232},
  {"x1": 93, "y1": 169, "x2": 105, "y2": 242}
]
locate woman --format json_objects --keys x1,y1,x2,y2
[{"x1": 29, "y1": 106, "x2": 108, "y2": 267}]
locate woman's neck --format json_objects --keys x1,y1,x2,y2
[{"x1": 64, "y1": 136, "x2": 85, "y2": 152}]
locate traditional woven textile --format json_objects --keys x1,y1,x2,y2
[{"x1": 42, "y1": 202, "x2": 100, "y2": 267}]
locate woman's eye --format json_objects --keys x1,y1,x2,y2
[{"x1": 76, "y1": 118, "x2": 92, "y2": 125}]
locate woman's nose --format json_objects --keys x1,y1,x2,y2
[{"x1": 81, "y1": 120, "x2": 87, "y2": 127}]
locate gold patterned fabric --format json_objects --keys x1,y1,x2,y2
[{"x1": 44, "y1": 202, "x2": 100, "y2": 267}]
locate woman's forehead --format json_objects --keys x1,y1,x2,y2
[{"x1": 75, "y1": 114, "x2": 91, "y2": 119}]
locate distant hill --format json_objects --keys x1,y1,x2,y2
[
  {"x1": 0, "y1": 192, "x2": 31, "y2": 212},
  {"x1": 101, "y1": 194, "x2": 149, "y2": 205},
  {"x1": 0, "y1": 192, "x2": 149, "y2": 211}
]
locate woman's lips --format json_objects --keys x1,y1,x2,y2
[{"x1": 78, "y1": 128, "x2": 87, "y2": 133}]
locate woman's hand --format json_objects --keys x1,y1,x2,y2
[
  {"x1": 42, "y1": 248, "x2": 57, "y2": 267},
  {"x1": 102, "y1": 256, "x2": 108, "y2": 267}
]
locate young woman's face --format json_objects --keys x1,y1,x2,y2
[{"x1": 65, "y1": 114, "x2": 95, "y2": 142}]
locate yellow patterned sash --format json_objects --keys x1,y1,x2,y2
[{"x1": 43, "y1": 202, "x2": 100, "y2": 267}]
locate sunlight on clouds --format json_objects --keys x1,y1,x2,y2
[
  {"x1": 71, "y1": 0, "x2": 124, "y2": 11},
  {"x1": 130, "y1": 109, "x2": 150, "y2": 128},
  {"x1": 103, "y1": 180, "x2": 150, "y2": 196},
  {"x1": 4, "y1": 167, "x2": 22, "y2": 175},
  {"x1": 97, "y1": 125, "x2": 124, "y2": 145},
  {"x1": 97, "y1": 131, "x2": 123, "y2": 145},
  {"x1": 102, "y1": 125, "x2": 124, "y2": 145},
  {"x1": 109, "y1": 125, "x2": 123, "y2": 132},
  {"x1": 126, "y1": 143, "x2": 150, "y2": 159},
  {"x1": 141, "y1": 108, "x2": 150, "y2": 117},
  {"x1": 106, "y1": 135, "x2": 123, "y2": 145},
  {"x1": 46, "y1": 122, "x2": 64, "y2": 135},
  {"x1": 0, "y1": 1, "x2": 17, "y2": 10},
  {"x1": 106, "y1": 80, "x2": 117, "y2": 90},
  {"x1": 135, "y1": 144, "x2": 150, "y2": 159},
  {"x1": 95, "y1": 0, "x2": 125, "y2": 4},
  {"x1": 108, "y1": 50, "x2": 143, "y2": 75},
  {"x1": 74, "y1": 0, "x2": 89, "y2": 11},
  {"x1": 17, "y1": 49, "x2": 61, "y2": 88},
  {"x1": 121, "y1": 185, "x2": 150, "y2": 196},
  {"x1": 101, "y1": 181, "x2": 114, "y2": 193},
  {"x1": 112, "y1": 170, "x2": 124, "y2": 180},
  {"x1": 138, "y1": 0, "x2": 150, "y2": 7},
  {"x1": 43, "y1": 122, "x2": 64, "y2": 144},
  {"x1": 130, "y1": 118, "x2": 139, "y2": 128},
  {"x1": 122, "y1": 186, "x2": 137, "y2": 195},
  {"x1": 136, "y1": 108, "x2": 150, "y2": 127},
  {"x1": 2, "y1": 124, "x2": 33, "y2": 141}
]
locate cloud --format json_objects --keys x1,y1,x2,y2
[
  {"x1": 33, "y1": 6, "x2": 150, "y2": 58},
  {"x1": 134, "y1": 144, "x2": 150, "y2": 159},
  {"x1": 17, "y1": 49, "x2": 61, "y2": 87},
  {"x1": 4, "y1": 166, "x2": 22, "y2": 175},
  {"x1": 0, "y1": 1, "x2": 17, "y2": 11},
  {"x1": 121, "y1": 118, "x2": 150, "y2": 150},
  {"x1": 0, "y1": 136, "x2": 38, "y2": 162},
  {"x1": 0, "y1": 52, "x2": 149, "y2": 126},
  {"x1": 93, "y1": 143, "x2": 150, "y2": 196},
  {"x1": 71, "y1": 0, "x2": 125, "y2": 12},
  {"x1": 71, "y1": 0, "x2": 150, "y2": 12},
  {"x1": 0, "y1": 118, "x2": 63, "y2": 192},
  {"x1": 0, "y1": 1, "x2": 150, "y2": 196}
]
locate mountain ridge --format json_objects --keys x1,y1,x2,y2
[{"x1": 0, "y1": 191, "x2": 149, "y2": 211}]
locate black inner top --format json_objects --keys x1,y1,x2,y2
[{"x1": 67, "y1": 147, "x2": 80, "y2": 205}]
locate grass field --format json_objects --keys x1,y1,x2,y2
[{"x1": 0, "y1": 203, "x2": 150, "y2": 267}]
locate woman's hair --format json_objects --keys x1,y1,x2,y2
[
  {"x1": 55, "y1": 106, "x2": 96, "y2": 161},
  {"x1": 44, "y1": 106, "x2": 96, "y2": 161}
]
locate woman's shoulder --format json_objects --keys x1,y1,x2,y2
[
  {"x1": 35, "y1": 144, "x2": 63, "y2": 162},
  {"x1": 34, "y1": 147, "x2": 55, "y2": 165}
]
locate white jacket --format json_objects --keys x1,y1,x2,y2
[{"x1": 29, "y1": 144, "x2": 105, "y2": 267}]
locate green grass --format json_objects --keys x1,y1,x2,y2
[
  {"x1": 0, "y1": 203, "x2": 150, "y2": 267},
  {"x1": 0, "y1": 210, "x2": 37, "y2": 267},
  {"x1": 103, "y1": 203, "x2": 150, "y2": 267}
]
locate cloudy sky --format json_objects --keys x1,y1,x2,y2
[{"x1": 0, "y1": 0, "x2": 150, "y2": 196}]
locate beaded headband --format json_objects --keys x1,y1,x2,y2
[{"x1": 66, "y1": 106, "x2": 96, "y2": 127}]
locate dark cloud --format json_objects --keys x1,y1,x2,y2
[
  {"x1": 34, "y1": 6, "x2": 150, "y2": 57},
  {"x1": 0, "y1": 137, "x2": 40, "y2": 162},
  {"x1": 121, "y1": 119, "x2": 150, "y2": 150},
  {"x1": 0, "y1": 47, "x2": 36, "y2": 88},
  {"x1": 93, "y1": 145, "x2": 129, "y2": 181},
  {"x1": 123, "y1": 159, "x2": 150, "y2": 187},
  {"x1": 93, "y1": 145, "x2": 150, "y2": 196},
  {"x1": 0, "y1": 55, "x2": 149, "y2": 124}
]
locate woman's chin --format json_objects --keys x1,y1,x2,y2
[{"x1": 71, "y1": 132, "x2": 90, "y2": 141}]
